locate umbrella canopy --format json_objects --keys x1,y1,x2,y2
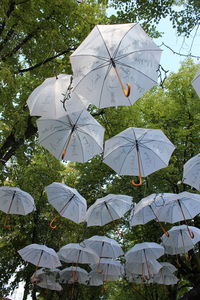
[
  {"x1": 86, "y1": 194, "x2": 132, "y2": 227},
  {"x1": 70, "y1": 23, "x2": 162, "y2": 108},
  {"x1": 58, "y1": 243, "x2": 99, "y2": 264},
  {"x1": 0, "y1": 186, "x2": 36, "y2": 215},
  {"x1": 157, "y1": 192, "x2": 200, "y2": 223},
  {"x1": 31, "y1": 268, "x2": 62, "y2": 291},
  {"x1": 45, "y1": 182, "x2": 87, "y2": 226},
  {"x1": 90, "y1": 258, "x2": 124, "y2": 277},
  {"x1": 130, "y1": 193, "x2": 177, "y2": 226},
  {"x1": 37, "y1": 109, "x2": 105, "y2": 163},
  {"x1": 125, "y1": 259, "x2": 162, "y2": 278},
  {"x1": 18, "y1": 244, "x2": 61, "y2": 269},
  {"x1": 88, "y1": 270, "x2": 121, "y2": 286},
  {"x1": 83, "y1": 235, "x2": 124, "y2": 258},
  {"x1": 27, "y1": 74, "x2": 86, "y2": 118},
  {"x1": 183, "y1": 153, "x2": 200, "y2": 191},
  {"x1": 103, "y1": 127, "x2": 175, "y2": 185},
  {"x1": 192, "y1": 65, "x2": 200, "y2": 98},
  {"x1": 126, "y1": 273, "x2": 153, "y2": 284},
  {"x1": 60, "y1": 266, "x2": 89, "y2": 284},
  {"x1": 152, "y1": 262, "x2": 178, "y2": 285},
  {"x1": 125, "y1": 242, "x2": 164, "y2": 263},
  {"x1": 161, "y1": 225, "x2": 200, "y2": 255}
]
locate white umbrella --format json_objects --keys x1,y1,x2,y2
[
  {"x1": 126, "y1": 273, "x2": 153, "y2": 284},
  {"x1": 58, "y1": 243, "x2": 99, "y2": 264},
  {"x1": 36, "y1": 109, "x2": 105, "y2": 162},
  {"x1": 31, "y1": 268, "x2": 62, "y2": 291},
  {"x1": 103, "y1": 127, "x2": 175, "y2": 186},
  {"x1": 161, "y1": 225, "x2": 200, "y2": 255},
  {"x1": 70, "y1": 23, "x2": 162, "y2": 108},
  {"x1": 45, "y1": 182, "x2": 87, "y2": 228},
  {"x1": 125, "y1": 242, "x2": 164, "y2": 263},
  {"x1": 27, "y1": 74, "x2": 86, "y2": 118},
  {"x1": 183, "y1": 153, "x2": 200, "y2": 191},
  {"x1": 86, "y1": 194, "x2": 132, "y2": 227},
  {"x1": 125, "y1": 260, "x2": 162, "y2": 278},
  {"x1": 90, "y1": 258, "x2": 124, "y2": 277},
  {"x1": 157, "y1": 192, "x2": 200, "y2": 238},
  {"x1": 0, "y1": 186, "x2": 36, "y2": 228},
  {"x1": 152, "y1": 262, "x2": 178, "y2": 285},
  {"x1": 18, "y1": 244, "x2": 61, "y2": 268},
  {"x1": 60, "y1": 266, "x2": 89, "y2": 284},
  {"x1": 130, "y1": 193, "x2": 177, "y2": 236},
  {"x1": 88, "y1": 270, "x2": 121, "y2": 286},
  {"x1": 83, "y1": 235, "x2": 124, "y2": 258},
  {"x1": 192, "y1": 65, "x2": 200, "y2": 98}
]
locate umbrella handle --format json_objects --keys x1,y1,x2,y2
[
  {"x1": 123, "y1": 83, "x2": 131, "y2": 97},
  {"x1": 131, "y1": 176, "x2": 142, "y2": 186},
  {"x1": 61, "y1": 149, "x2": 67, "y2": 160},
  {"x1": 49, "y1": 215, "x2": 59, "y2": 229}
]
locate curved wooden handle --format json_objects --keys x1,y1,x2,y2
[
  {"x1": 49, "y1": 215, "x2": 59, "y2": 229},
  {"x1": 123, "y1": 83, "x2": 131, "y2": 97},
  {"x1": 131, "y1": 176, "x2": 142, "y2": 186}
]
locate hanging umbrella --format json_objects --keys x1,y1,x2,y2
[
  {"x1": 192, "y1": 65, "x2": 200, "y2": 98},
  {"x1": 125, "y1": 259, "x2": 162, "y2": 279},
  {"x1": 18, "y1": 244, "x2": 61, "y2": 269},
  {"x1": 183, "y1": 153, "x2": 200, "y2": 191},
  {"x1": 45, "y1": 182, "x2": 87, "y2": 229},
  {"x1": 90, "y1": 258, "x2": 124, "y2": 277},
  {"x1": 126, "y1": 273, "x2": 153, "y2": 284},
  {"x1": 88, "y1": 271, "x2": 120, "y2": 286},
  {"x1": 103, "y1": 127, "x2": 175, "y2": 186},
  {"x1": 125, "y1": 242, "x2": 164, "y2": 263},
  {"x1": 161, "y1": 225, "x2": 200, "y2": 255},
  {"x1": 31, "y1": 268, "x2": 62, "y2": 291},
  {"x1": 70, "y1": 23, "x2": 162, "y2": 108},
  {"x1": 152, "y1": 262, "x2": 178, "y2": 285},
  {"x1": 86, "y1": 194, "x2": 132, "y2": 227},
  {"x1": 60, "y1": 266, "x2": 89, "y2": 284},
  {"x1": 27, "y1": 74, "x2": 86, "y2": 118},
  {"x1": 156, "y1": 192, "x2": 200, "y2": 238},
  {"x1": 36, "y1": 109, "x2": 105, "y2": 162},
  {"x1": 129, "y1": 193, "x2": 177, "y2": 236},
  {"x1": 0, "y1": 186, "x2": 36, "y2": 227},
  {"x1": 83, "y1": 235, "x2": 124, "y2": 258},
  {"x1": 58, "y1": 243, "x2": 99, "y2": 264}
]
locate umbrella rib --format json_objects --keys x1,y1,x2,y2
[
  {"x1": 73, "y1": 130, "x2": 85, "y2": 162},
  {"x1": 98, "y1": 63, "x2": 113, "y2": 107},
  {"x1": 116, "y1": 61, "x2": 158, "y2": 83},
  {"x1": 96, "y1": 25, "x2": 112, "y2": 59},
  {"x1": 112, "y1": 23, "x2": 138, "y2": 59},
  {"x1": 71, "y1": 54, "x2": 110, "y2": 62},
  {"x1": 76, "y1": 127, "x2": 103, "y2": 149},
  {"x1": 115, "y1": 48, "x2": 162, "y2": 61},
  {"x1": 138, "y1": 143, "x2": 170, "y2": 166}
]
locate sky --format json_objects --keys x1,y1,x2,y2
[{"x1": 6, "y1": 4, "x2": 200, "y2": 300}]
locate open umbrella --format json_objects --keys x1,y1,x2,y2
[
  {"x1": 45, "y1": 182, "x2": 87, "y2": 229},
  {"x1": 157, "y1": 192, "x2": 200, "y2": 238},
  {"x1": 161, "y1": 225, "x2": 200, "y2": 255},
  {"x1": 0, "y1": 186, "x2": 36, "y2": 227},
  {"x1": 27, "y1": 74, "x2": 86, "y2": 118},
  {"x1": 125, "y1": 242, "x2": 164, "y2": 263},
  {"x1": 103, "y1": 127, "x2": 175, "y2": 186},
  {"x1": 58, "y1": 243, "x2": 99, "y2": 264},
  {"x1": 192, "y1": 65, "x2": 200, "y2": 98},
  {"x1": 36, "y1": 109, "x2": 105, "y2": 162},
  {"x1": 31, "y1": 268, "x2": 62, "y2": 291},
  {"x1": 18, "y1": 244, "x2": 61, "y2": 269},
  {"x1": 125, "y1": 260, "x2": 162, "y2": 279},
  {"x1": 152, "y1": 262, "x2": 178, "y2": 285},
  {"x1": 129, "y1": 193, "x2": 177, "y2": 236},
  {"x1": 83, "y1": 235, "x2": 124, "y2": 258},
  {"x1": 88, "y1": 271, "x2": 120, "y2": 286},
  {"x1": 86, "y1": 194, "x2": 132, "y2": 227},
  {"x1": 60, "y1": 266, "x2": 89, "y2": 284},
  {"x1": 70, "y1": 23, "x2": 162, "y2": 108},
  {"x1": 90, "y1": 258, "x2": 124, "y2": 277},
  {"x1": 183, "y1": 153, "x2": 200, "y2": 191}
]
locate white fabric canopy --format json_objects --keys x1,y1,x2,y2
[
  {"x1": 103, "y1": 127, "x2": 175, "y2": 177},
  {"x1": 90, "y1": 258, "x2": 124, "y2": 277},
  {"x1": 45, "y1": 182, "x2": 87, "y2": 223},
  {"x1": 183, "y1": 153, "x2": 200, "y2": 191},
  {"x1": 37, "y1": 109, "x2": 105, "y2": 163},
  {"x1": 86, "y1": 194, "x2": 132, "y2": 226},
  {"x1": 0, "y1": 186, "x2": 36, "y2": 215},
  {"x1": 192, "y1": 65, "x2": 200, "y2": 98},
  {"x1": 125, "y1": 259, "x2": 162, "y2": 277},
  {"x1": 60, "y1": 266, "x2": 89, "y2": 284},
  {"x1": 125, "y1": 242, "x2": 164, "y2": 263},
  {"x1": 70, "y1": 23, "x2": 162, "y2": 108},
  {"x1": 31, "y1": 268, "x2": 62, "y2": 291}
]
